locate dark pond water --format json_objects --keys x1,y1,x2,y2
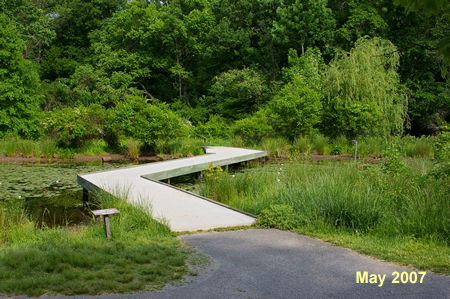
[{"x1": 0, "y1": 162, "x2": 131, "y2": 227}]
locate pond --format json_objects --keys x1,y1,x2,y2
[
  {"x1": 0, "y1": 162, "x2": 131, "y2": 227},
  {"x1": 0, "y1": 158, "x2": 335, "y2": 227}
]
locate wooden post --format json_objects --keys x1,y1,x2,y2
[
  {"x1": 167, "y1": 178, "x2": 170, "y2": 184},
  {"x1": 92, "y1": 208, "x2": 119, "y2": 240},
  {"x1": 104, "y1": 215, "x2": 111, "y2": 239},
  {"x1": 83, "y1": 188, "x2": 88, "y2": 204}
]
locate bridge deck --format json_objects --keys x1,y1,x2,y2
[{"x1": 77, "y1": 146, "x2": 266, "y2": 231}]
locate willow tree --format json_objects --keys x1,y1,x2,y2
[{"x1": 322, "y1": 37, "x2": 407, "y2": 138}]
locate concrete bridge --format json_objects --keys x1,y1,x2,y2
[{"x1": 77, "y1": 146, "x2": 266, "y2": 231}]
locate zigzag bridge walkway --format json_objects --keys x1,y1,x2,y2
[{"x1": 77, "y1": 146, "x2": 266, "y2": 231}]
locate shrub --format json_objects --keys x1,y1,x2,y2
[
  {"x1": 231, "y1": 110, "x2": 273, "y2": 143},
  {"x1": 132, "y1": 105, "x2": 188, "y2": 150},
  {"x1": 42, "y1": 104, "x2": 106, "y2": 147},
  {"x1": 257, "y1": 204, "x2": 299, "y2": 230},
  {"x1": 107, "y1": 96, "x2": 189, "y2": 151},
  {"x1": 194, "y1": 115, "x2": 230, "y2": 139},
  {"x1": 268, "y1": 75, "x2": 322, "y2": 140},
  {"x1": 430, "y1": 124, "x2": 450, "y2": 178},
  {"x1": 381, "y1": 145, "x2": 407, "y2": 176}
]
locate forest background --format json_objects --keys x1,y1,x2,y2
[{"x1": 0, "y1": 0, "x2": 449, "y2": 155}]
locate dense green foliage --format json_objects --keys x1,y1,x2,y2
[
  {"x1": 0, "y1": 0, "x2": 448, "y2": 149},
  {"x1": 322, "y1": 37, "x2": 407, "y2": 138},
  {"x1": 0, "y1": 14, "x2": 41, "y2": 137}
]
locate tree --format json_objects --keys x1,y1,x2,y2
[
  {"x1": 208, "y1": 68, "x2": 266, "y2": 120},
  {"x1": 39, "y1": 0, "x2": 126, "y2": 80},
  {"x1": 322, "y1": 37, "x2": 407, "y2": 138},
  {"x1": 272, "y1": 0, "x2": 335, "y2": 55},
  {"x1": 268, "y1": 75, "x2": 322, "y2": 140},
  {"x1": 0, "y1": 0, "x2": 56, "y2": 63},
  {"x1": 0, "y1": 14, "x2": 41, "y2": 137},
  {"x1": 394, "y1": 0, "x2": 449, "y2": 75},
  {"x1": 90, "y1": 0, "x2": 215, "y2": 103},
  {"x1": 336, "y1": 2, "x2": 387, "y2": 50}
]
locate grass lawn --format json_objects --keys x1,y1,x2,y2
[
  {"x1": 0, "y1": 191, "x2": 188, "y2": 296},
  {"x1": 198, "y1": 158, "x2": 449, "y2": 274}
]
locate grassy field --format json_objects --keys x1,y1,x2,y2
[
  {"x1": 0, "y1": 135, "x2": 446, "y2": 295},
  {"x1": 0, "y1": 163, "x2": 189, "y2": 296},
  {"x1": 198, "y1": 158, "x2": 449, "y2": 274}
]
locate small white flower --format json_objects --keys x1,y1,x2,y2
[
  {"x1": 277, "y1": 172, "x2": 280, "y2": 175},
  {"x1": 56, "y1": 180, "x2": 59, "y2": 183},
  {"x1": 279, "y1": 167, "x2": 282, "y2": 170},
  {"x1": 232, "y1": 175, "x2": 235, "y2": 178},
  {"x1": 18, "y1": 195, "x2": 21, "y2": 199},
  {"x1": 277, "y1": 179, "x2": 280, "y2": 182}
]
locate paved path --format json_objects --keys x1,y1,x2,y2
[
  {"x1": 147, "y1": 230, "x2": 449, "y2": 298},
  {"x1": 77, "y1": 147, "x2": 265, "y2": 231},
  {"x1": 28, "y1": 229, "x2": 450, "y2": 299}
]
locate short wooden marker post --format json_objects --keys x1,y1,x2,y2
[{"x1": 92, "y1": 208, "x2": 120, "y2": 239}]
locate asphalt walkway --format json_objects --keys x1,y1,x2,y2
[{"x1": 57, "y1": 229, "x2": 449, "y2": 299}]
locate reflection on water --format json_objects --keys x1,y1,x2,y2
[{"x1": 0, "y1": 162, "x2": 131, "y2": 227}]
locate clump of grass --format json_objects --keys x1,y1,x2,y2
[
  {"x1": 0, "y1": 200, "x2": 29, "y2": 245},
  {"x1": 262, "y1": 137, "x2": 290, "y2": 157},
  {"x1": 291, "y1": 136, "x2": 310, "y2": 154},
  {"x1": 0, "y1": 138, "x2": 38, "y2": 157},
  {"x1": 79, "y1": 139, "x2": 109, "y2": 156},
  {"x1": 310, "y1": 134, "x2": 329, "y2": 155},
  {"x1": 330, "y1": 135, "x2": 349, "y2": 155},
  {"x1": 125, "y1": 139, "x2": 141, "y2": 160},
  {"x1": 39, "y1": 138, "x2": 58, "y2": 157},
  {"x1": 402, "y1": 136, "x2": 434, "y2": 158},
  {"x1": 356, "y1": 137, "x2": 384, "y2": 157},
  {"x1": 0, "y1": 192, "x2": 187, "y2": 296},
  {"x1": 156, "y1": 138, "x2": 204, "y2": 157}
]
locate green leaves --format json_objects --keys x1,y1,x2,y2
[
  {"x1": 268, "y1": 75, "x2": 322, "y2": 140},
  {"x1": 322, "y1": 37, "x2": 407, "y2": 138},
  {"x1": 0, "y1": 14, "x2": 41, "y2": 138},
  {"x1": 107, "y1": 96, "x2": 189, "y2": 150},
  {"x1": 208, "y1": 68, "x2": 266, "y2": 119},
  {"x1": 273, "y1": 0, "x2": 335, "y2": 54}
]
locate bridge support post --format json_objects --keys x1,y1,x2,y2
[{"x1": 83, "y1": 188, "x2": 88, "y2": 204}]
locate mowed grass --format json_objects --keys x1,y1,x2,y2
[
  {"x1": 199, "y1": 159, "x2": 449, "y2": 273},
  {"x1": 0, "y1": 193, "x2": 187, "y2": 296}
]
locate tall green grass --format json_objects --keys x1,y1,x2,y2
[
  {"x1": 200, "y1": 161, "x2": 448, "y2": 242},
  {"x1": 0, "y1": 135, "x2": 436, "y2": 159},
  {"x1": 0, "y1": 192, "x2": 187, "y2": 296}
]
